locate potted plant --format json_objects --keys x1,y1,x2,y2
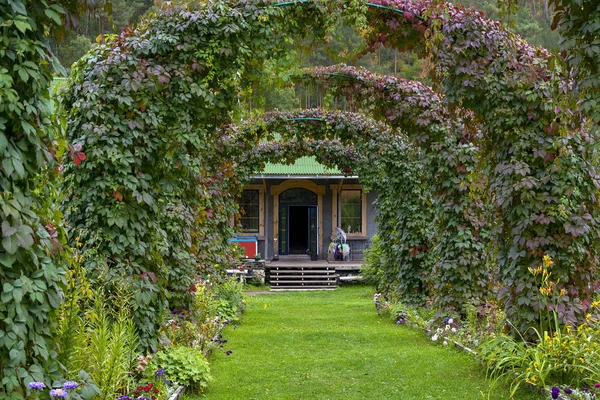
[{"x1": 253, "y1": 253, "x2": 261, "y2": 261}]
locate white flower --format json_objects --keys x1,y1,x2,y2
[
  {"x1": 443, "y1": 341, "x2": 448, "y2": 346},
  {"x1": 431, "y1": 334, "x2": 438, "y2": 341},
  {"x1": 437, "y1": 328, "x2": 443, "y2": 334},
  {"x1": 451, "y1": 327, "x2": 457, "y2": 333},
  {"x1": 445, "y1": 325, "x2": 450, "y2": 331},
  {"x1": 447, "y1": 318, "x2": 454, "y2": 324}
]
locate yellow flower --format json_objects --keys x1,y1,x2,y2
[{"x1": 533, "y1": 362, "x2": 539, "y2": 368}]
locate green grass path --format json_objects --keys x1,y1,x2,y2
[{"x1": 188, "y1": 286, "x2": 540, "y2": 400}]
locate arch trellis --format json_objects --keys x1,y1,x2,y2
[
  {"x1": 224, "y1": 109, "x2": 435, "y2": 305},
  {"x1": 61, "y1": 0, "x2": 599, "y2": 349}
]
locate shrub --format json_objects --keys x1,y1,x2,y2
[
  {"x1": 159, "y1": 280, "x2": 242, "y2": 356},
  {"x1": 55, "y1": 263, "x2": 139, "y2": 399},
  {"x1": 361, "y1": 234, "x2": 385, "y2": 289},
  {"x1": 213, "y1": 278, "x2": 246, "y2": 321},
  {"x1": 481, "y1": 312, "x2": 600, "y2": 397},
  {"x1": 156, "y1": 347, "x2": 211, "y2": 393}
]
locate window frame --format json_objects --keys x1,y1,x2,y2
[
  {"x1": 236, "y1": 185, "x2": 265, "y2": 237},
  {"x1": 335, "y1": 184, "x2": 368, "y2": 237}
]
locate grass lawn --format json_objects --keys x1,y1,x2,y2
[{"x1": 184, "y1": 286, "x2": 542, "y2": 400}]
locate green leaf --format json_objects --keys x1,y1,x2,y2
[
  {"x1": 44, "y1": 9, "x2": 62, "y2": 25},
  {"x1": 10, "y1": 1, "x2": 26, "y2": 15},
  {"x1": 142, "y1": 192, "x2": 154, "y2": 205},
  {"x1": 2, "y1": 221, "x2": 17, "y2": 237},
  {"x1": 2, "y1": 157, "x2": 13, "y2": 177},
  {"x1": 0, "y1": 133, "x2": 8, "y2": 154},
  {"x1": 0, "y1": 253, "x2": 16, "y2": 267},
  {"x1": 14, "y1": 19, "x2": 31, "y2": 33},
  {"x1": 2, "y1": 236, "x2": 18, "y2": 254},
  {"x1": 12, "y1": 288, "x2": 22, "y2": 304}
]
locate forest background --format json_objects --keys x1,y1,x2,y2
[{"x1": 53, "y1": 0, "x2": 560, "y2": 111}]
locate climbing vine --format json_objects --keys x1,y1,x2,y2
[
  {"x1": 361, "y1": 0, "x2": 600, "y2": 331},
  {"x1": 0, "y1": 1, "x2": 87, "y2": 397},
  {"x1": 221, "y1": 109, "x2": 434, "y2": 306},
  {"x1": 298, "y1": 64, "x2": 493, "y2": 312},
  {"x1": 59, "y1": 0, "x2": 600, "y2": 353},
  {"x1": 61, "y1": 0, "x2": 344, "y2": 348}
]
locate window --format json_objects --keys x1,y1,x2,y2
[
  {"x1": 239, "y1": 189, "x2": 260, "y2": 233},
  {"x1": 340, "y1": 189, "x2": 362, "y2": 234}
]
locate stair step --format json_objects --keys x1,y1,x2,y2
[
  {"x1": 270, "y1": 272, "x2": 336, "y2": 275},
  {"x1": 270, "y1": 286, "x2": 337, "y2": 291},
  {"x1": 271, "y1": 283, "x2": 337, "y2": 285},
  {"x1": 270, "y1": 275, "x2": 336, "y2": 279},
  {"x1": 271, "y1": 267, "x2": 334, "y2": 270}
]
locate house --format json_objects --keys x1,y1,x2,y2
[{"x1": 235, "y1": 156, "x2": 377, "y2": 261}]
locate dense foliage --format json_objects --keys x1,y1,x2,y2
[
  {"x1": 0, "y1": 1, "x2": 81, "y2": 397},
  {"x1": 361, "y1": 0, "x2": 600, "y2": 332},
  {"x1": 60, "y1": 0, "x2": 347, "y2": 349},
  {"x1": 5, "y1": 0, "x2": 600, "y2": 396},
  {"x1": 299, "y1": 64, "x2": 493, "y2": 311},
  {"x1": 60, "y1": 0, "x2": 600, "y2": 343},
  {"x1": 549, "y1": 0, "x2": 600, "y2": 125}
]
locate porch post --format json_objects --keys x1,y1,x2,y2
[
  {"x1": 318, "y1": 194, "x2": 323, "y2": 255},
  {"x1": 273, "y1": 193, "x2": 279, "y2": 258}
]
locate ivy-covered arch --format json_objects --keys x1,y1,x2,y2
[
  {"x1": 296, "y1": 64, "x2": 492, "y2": 312},
  {"x1": 61, "y1": 0, "x2": 600, "y2": 350},
  {"x1": 224, "y1": 109, "x2": 434, "y2": 305},
  {"x1": 362, "y1": 0, "x2": 600, "y2": 330}
]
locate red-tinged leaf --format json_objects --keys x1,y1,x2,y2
[
  {"x1": 114, "y1": 191, "x2": 123, "y2": 202},
  {"x1": 73, "y1": 152, "x2": 86, "y2": 166}
]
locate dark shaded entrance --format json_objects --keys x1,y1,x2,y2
[
  {"x1": 279, "y1": 188, "x2": 318, "y2": 259},
  {"x1": 289, "y1": 206, "x2": 309, "y2": 254}
]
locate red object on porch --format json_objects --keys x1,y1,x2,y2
[{"x1": 229, "y1": 236, "x2": 258, "y2": 258}]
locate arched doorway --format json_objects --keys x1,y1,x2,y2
[{"x1": 279, "y1": 188, "x2": 318, "y2": 259}]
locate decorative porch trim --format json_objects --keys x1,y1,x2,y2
[{"x1": 270, "y1": 179, "x2": 326, "y2": 196}]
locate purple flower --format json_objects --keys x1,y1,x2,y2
[
  {"x1": 63, "y1": 381, "x2": 79, "y2": 390},
  {"x1": 595, "y1": 383, "x2": 600, "y2": 388},
  {"x1": 564, "y1": 388, "x2": 573, "y2": 394},
  {"x1": 583, "y1": 387, "x2": 589, "y2": 392},
  {"x1": 172, "y1": 309, "x2": 181, "y2": 314},
  {"x1": 28, "y1": 382, "x2": 46, "y2": 390},
  {"x1": 117, "y1": 396, "x2": 132, "y2": 400},
  {"x1": 551, "y1": 387, "x2": 560, "y2": 399},
  {"x1": 225, "y1": 350, "x2": 232, "y2": 355},
  {"x1": 49, "y1": 388, "x2": 68, "y2": 397},
  {"x1": 155, "y1": 368, "x2": 165, "y2": 377}
]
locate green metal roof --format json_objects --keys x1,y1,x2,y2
[{"x1": 263, "y1": 157, "x2": 341, "y2": 176}]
